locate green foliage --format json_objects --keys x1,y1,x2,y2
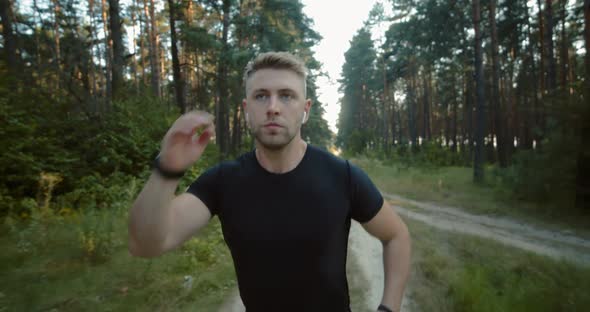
[
  {"x1": 386, "y1": 141, "x2": 466, "y2": 168},
  {"x1": 337, "y1": 27, "x2": 378, "y2": 151},
  {"x1": 449, "y1": 260, "x2": 590, "y2": 312},
  {"x1": 408, "y1": 219, "x2": 590, "y2": 312},
  {"x1": 0, "y1": 93, "x2": 174, "y2": 215},
  {"x1": 493, "y1": 129, "x2": 578, "y2": 208},
  {"x1": 1, "y1": 201, "x2": 235, "y2": 311}
]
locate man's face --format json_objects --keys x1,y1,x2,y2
[{"x1": 244, "y1": 69, "x2": 310, "y2": 150}]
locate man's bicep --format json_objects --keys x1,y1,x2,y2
[
  {"x1": 362, "y1": 201, "x2": 406, "y2": 242},
  {"x1": 162, "y1": 193, "x2": 212, "y2": 252}
]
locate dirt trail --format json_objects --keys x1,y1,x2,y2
[
  {"x1": 384, "y1": 192, "x2": 590, "y2": 266},
  {"x1": 348, "y1": 221, "x2": 414, "y2": 312}
]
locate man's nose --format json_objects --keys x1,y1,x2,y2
[{"x1": 266, "y1": 95, "x2": 280, "y2": 116}]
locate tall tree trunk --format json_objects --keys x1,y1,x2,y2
[
  {"x1": 544, "y1": 0, "x2": 557, "y2": 93},
  {"x1": 422, "y1": 72, "x2": 431, "y2": 141},
  {"x1": 140, "y1": 0, "x2": 148, "y2": 86},
  {"x1": 216, "y1": 0, "x2": 231, "y2": 158},
  {"x1": 524, "y1": 0, "x2": 540, "y2": 150},
  {"x1": 101, "y1": 0, "x2": 112, "y2": 106},
  {"x1": 183, "y1": 0, "x2": 194, "y2": 106},
  {"x1": 148, "y1": 0, "x2": 161, "y2": 98},
  {"x1": 489, "y1": 0, "x2": 507, "y2": 167},
  {"x1": 231, "y1": 105, "x2": 242, "y2": 154},
  {"x1": 452, "y1": 83, "x2": 458, "y2": 153},
  {"x1": 407, "y1": 68, "x2": 417, "y2": 148},
  {"x1": 0, "y1": 0, "x2": 18, "y2": 77},
  {"x1": 559, "y1": 0, "x2": 569, "y2": 91},
  {"x1": 472, "y1": 0, "x2": 486, "y2": 183},
  {"x1": 131, "y1": 0, "x2": 139, "y2": 93},
  {"x1": 109, "y1": 0, "x2": 124, "y2": 101},
  {"x1": 52, "y1": 0, "x2": 62, "y2": 94},
  {"x1": 168, "y1": 0, "x2": 185, "y2": 113},
  {"x1": 575, "y1": 0, "x2": 590, "y2": 209},
  {"x1": 382, "y1": 57, "x2": 389, "y2": 151},
  {"x1": 87, "y1": 0, "x2": 99, "y2": 101},
  {"x1": 390, "y1": 90, "x2": 397, "y2": 147},
  {"x1": 397, "y1": 101, "x2": 403, "y2": 146},
  {"x1": 537, "y1": 0, "x2": 546, "y2": 97}
]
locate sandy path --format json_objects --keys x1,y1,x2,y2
[
  {"x1": 383, "y1": 193, "x2": 590, "y2": 266},
  {"x1": 348, "y1": 221, "x2": 414, "y2": 312}
]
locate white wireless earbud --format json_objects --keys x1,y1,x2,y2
[{"x1": 302, "y1": 111, "x2": 307, "y2": 124}]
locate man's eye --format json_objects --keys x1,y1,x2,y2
[
  {"x1": 255, "y1": 94, "x2": 268, "y2": 101},
  {"x1": 279, "y1": 94, "x2": 293, "y2": 102}
]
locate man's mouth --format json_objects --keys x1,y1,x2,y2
[{"x1": 264, "y1": 122, "x2": 282, "y2": 128}]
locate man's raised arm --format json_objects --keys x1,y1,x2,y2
[{"x1": 128, "y1": 111, "x2": 215, "y2": 258}]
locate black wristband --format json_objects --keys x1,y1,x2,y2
[
  {"x1": 152, "y1": 156, "x2": 186, "y2": 179},
  {"x1": 378, "y1": 304, "x2": 394, "y2": 312}
]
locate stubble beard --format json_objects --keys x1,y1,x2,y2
[{"x1": 251, "y1": 125, "x2": 297, "y2": 151}]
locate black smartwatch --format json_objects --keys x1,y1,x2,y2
[
  {"x1": 378, "y1": 304, "x2": 394, "y2": 312},
  {"x1": 152, "y1": 155, "x2": 186, "y2": 179}
]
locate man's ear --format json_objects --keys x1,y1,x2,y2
[{"x1": 303, "y1": 99, "x2": 312, "y2": 122}]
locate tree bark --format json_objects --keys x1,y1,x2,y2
[
  {"x1": 523, "y1": 0, "x2": 539, "y2": 150},
  {"x1": 109, "y1": 0, "x2": 124, "y2": 101},
  {"x1": 148, "y1": 0, "x2": 161, "y2": 98},
  {"x1": 101, "y1": 0, "x2": 112, "y2": 106},
  {"x1": 390, "y1": 88, "x2": 397, "y2": 146},
  {"x1": 575, "y1": 0, "x2": 590, "y2": 209},
  {"x1": 537, "y1": 0, "x2": 546, "y2": 97},
  {"x1": 131, "y1": 0, "x2": 139, "y2": 93},
  {"x1": 559, "y1": 0, "x2": 569, "y2": 91},
  {"x1": 168, "y1": 0, "x2": 185, "y2": 113},
  {"x1": 451, "y1": 81, "x2": 458, "y2": 153},
  {"x1": 87, "y1": 0, "x2": 99, "y2": 100},
  {"x1": 140, "y1": 0, "x2": 148, "y2": 86},
  {"x1": 544, "y1": 0, "x2": 557, "y2": 92},
  {"x1": 407, "y1": 67, "x2": 417, "y2": 147},
  {"x1": 52, "y1": 0, "x2": 62, "y2": 94},
  {"x1": 382, "y1": 56, "x2": 389, "y2": 151},
  {"x1": 489, "y1": 0, "x2": 507, "y2": 167},
  {"x1": 0, "y1": 0, "x2": 18, "y2": 76},
  {"x1": 472, "y1": 0, "x2": 486, "y2": 183},
  {"x1": 216, "y1": 0, "x2": 231, "y2": 158},
  {"x1": 422, "y1": 72, "x2": 431, "y2": 141}
]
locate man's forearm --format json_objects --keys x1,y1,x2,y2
[
  {"x1": 380, "y1": 225, "x2": 411, "y2": 311},
  {"x1": 128, "y1": 172, "x2": 180, "y2": 257}
]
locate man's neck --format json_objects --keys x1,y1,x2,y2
[{"x1": 255, "y1": 137, "x2": 307, "y2": 174}]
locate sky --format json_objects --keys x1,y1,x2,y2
[{"x1": 301, "y1": 0, "x2": 382, "y2": 133}]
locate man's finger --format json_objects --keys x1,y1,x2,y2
[{"x1": 173, "y1": 113, "x2": 214, "y2": 135}]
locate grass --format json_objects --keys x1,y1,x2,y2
[
  {"x1": 0, "y1": 206, "x2": 236, "y2": 312},
  {"x1": 407, "y1": 218, "x2": 590, "y2": 311},
  {"x1": 352, "y1": 156, "x2": 590, "y2": 235}
]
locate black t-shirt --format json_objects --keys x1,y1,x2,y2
[{"x1": 187, "y1": 145, "x2": 383, "y2": 311}]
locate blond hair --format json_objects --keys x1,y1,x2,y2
[{"x1": 243, "y1": 51, "x2": 308, "y2": 96}]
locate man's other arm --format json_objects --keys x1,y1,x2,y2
[{"x1": 362, "y1": 201, "x2": 411, "y2": 312}]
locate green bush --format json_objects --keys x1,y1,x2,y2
[
  {"x1": 493, "y1": 130, "x2": 577, "y2": 207},
  {"x1": 0, "y1": 93, "x2": 176, "y2": 216}
]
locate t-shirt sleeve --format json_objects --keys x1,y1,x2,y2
[
  {"x1": 347, "y1": 161, "x2": 384, "y2": 223},
  {"x1": 186, "y1": 165, "x2": 221, "y2": 216}
]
